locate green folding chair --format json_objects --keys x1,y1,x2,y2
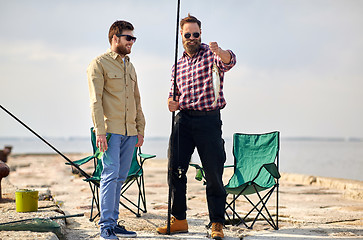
[
  {"x1": 225, "y1": 131, "x2": 280, "y2": 230},
  {"x1": 119, "y1": 147, "x2": 156, "y2": 217},
  {"x1": 66, "y1": 128, "x2": 108, "y2": 221},
  {"x1": 67, "y1": 128, "x2": 156, "y2": 221},
  {"x1": 189, "y1": 131, "x2": 280, "y2": 230}
]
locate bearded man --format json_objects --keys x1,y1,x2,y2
[
  {"x1": 87, "y1": 20, "x2": 145, "y2": 240},
  {"x1": 156, "y1": 14, "x2": 236, "y2": 240}
]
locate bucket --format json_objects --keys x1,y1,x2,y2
[{"x1": 15, "y1": 189, "x2": 39, "y2": 212}]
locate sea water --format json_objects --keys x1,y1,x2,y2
[{"x1": 0, "y1": 137, "x2": 362, "y2": 181}]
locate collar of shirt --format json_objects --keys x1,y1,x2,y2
[{"x1": 106, "y1": 48, "x2": 130, "y2": 62}]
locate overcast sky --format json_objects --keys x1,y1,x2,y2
[{"x1": 1, "y1": 0, "x2": 363, "y2": 140}]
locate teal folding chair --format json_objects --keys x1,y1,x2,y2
[
  {"x1": 119, "y1": 147, "x2": 156, "y2": 217},
  {"x1": 66, "y1": 128, "x2": 108, "y2": 221},
  {"x1": 189, "y1": 131, "x2": 280, "y2": 230},
  {"x1": 67, "y1": 128, "x2": 156, "y2": 221},
  {"x1": 225, "y1": 131, "x2": 280, "y2": 230}
]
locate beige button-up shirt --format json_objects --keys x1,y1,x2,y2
[{"x1": 87, "y1": 49, "x2": 145, "y2": 136}]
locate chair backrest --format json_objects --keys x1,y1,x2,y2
[
  {"x1": 90, "y1": 127, "x2": 98, "y2": 153},
  {"x1": 233, "y1": 131, "x2": 279, "y2": 187},
  {"x1": 89, "y1": 127, "x2": 141, "y2": 178},
  {"x1": 89, "y1": 158, "x2": 103, "y2": 181},
  {"x1": 128, "y1": 147, "x2": 142, "y2": 177}
]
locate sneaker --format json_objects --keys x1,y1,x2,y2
[
  {"x1": 211, "y1": 222, "x2": 224, "y2": 239},
  {"x1": 114, "y1": 224, "x2": 137, "y2": 238},
  {"x1": 156, "y1": 216, "x2": 188, "y2": 234},
  {"x1": 100, "y1": 228, "x2": 118, "y2": 240}
]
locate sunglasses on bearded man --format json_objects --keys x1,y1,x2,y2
[
  {"x1": 184, "y1": 32, "x2": 200, "y2": 39},
  {"x1": 116, "y1": 34, "x2": 137, "y2": 43}
]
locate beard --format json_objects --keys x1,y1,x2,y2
[
  {"x1": 116, "y1": 44, "x2": 131, "y2": 56},
  {"x1": 183, "y1": 38, "x2": 201, "y2": 56}
]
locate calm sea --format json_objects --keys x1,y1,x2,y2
[{"x1": 0, "y1": 137, "x2": 362, "y2": 182}]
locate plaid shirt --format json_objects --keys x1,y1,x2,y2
[{"x1": 169, "y1": 43, "x2": 236, "y2": 111}]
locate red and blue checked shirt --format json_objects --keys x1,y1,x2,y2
[{"x1": 169, "y1": 43, "x2": 236, "y2": 111}]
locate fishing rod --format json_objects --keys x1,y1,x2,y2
[
  {"x1": 167, "y1": 0, "x2": 181, "y2": 234},
  {"x1": 0, "y1": 104, "x2": 91, "y2": 180},
  {"x1": 0, "y1": 213, "x2": 84, "y2": 226}
]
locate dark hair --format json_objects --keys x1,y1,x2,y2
[
  {"x1": 108, "y1": 20, "x2": 134, "y2": 44},
  {"x1": 180, "y1": 13, "x2": 201, "y2": 29}
]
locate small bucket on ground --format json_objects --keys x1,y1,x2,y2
[{"x1": 15, "y1": 189, "x2": 38, "y2": 212}]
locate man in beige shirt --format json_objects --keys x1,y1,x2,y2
[{"x1": 87, "y1": 20, "x2": 145, "y2": 240}]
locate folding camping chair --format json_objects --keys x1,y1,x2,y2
[
  {"x1": 189, "y1": 131, "x2": 280, "y2": 230},
  {"x1": 67, "y1": 128, "x2": 156, "y2": 221},
  {"x1": 119, "y1": 147, "x2": 156, "y2": 217},
  {"x1": 224, "y1": 131, "x2": 280, "y2": 230}
]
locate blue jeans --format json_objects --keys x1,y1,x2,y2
[{"x1": 99, "y1": 133, "x2": 137, "y2": 230}]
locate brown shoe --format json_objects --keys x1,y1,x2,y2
[
  {"x1": 156, "y1": 216, "x2": 188, "y2": 234},
  {"x1": 211, "y1": 222, "x2": 224, "y2": 239}
]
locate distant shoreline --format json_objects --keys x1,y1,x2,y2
[
  {"x1": 8, "y1": 153, "x2": 363, "y2": 195},
  {"x1": 1, "y1": 136, "x2": 363, "y2": 142}
]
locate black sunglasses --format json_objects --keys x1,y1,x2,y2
[
  {"x1": 116, "y1": 34, "x2": 137, "y2": 43},
  {"x1": 184, "y1": 32, "x2": 200, "y2": 39}
]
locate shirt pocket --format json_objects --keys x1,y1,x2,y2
[{"x1": 106, "y1": 72, "x2": 124, "y2": 92}]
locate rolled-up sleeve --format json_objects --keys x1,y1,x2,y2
[{"x1": 216, "y1": 50, "x2": 236, "y2": 72}]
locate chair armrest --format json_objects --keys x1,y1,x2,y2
[
  {"x1": 65, "y1": 155, "x2": 94, "y2": 166},
  {"x1": 189, "y1": 163, "x2": 202, "y2": 169},
  {"x1": 189, "y1": 163, "x2": 234, "y2": 183},
  {"x1": 189, "y1": 163, "x2": 205, "y2": 181},
  {"x1": 190, "y1": 163, "x2": 234, "y2": 170},
  {"x1": 224, "y1": 165, "x2": 234, "y2": 168},
  {"x1": 263, "y1": 163, "x2": 281, "y2": 179},
  {"x1": 251, "y1": 162, "x2": 280, "y2": 182},
  {"x1": 138, "y1": 153, "x2": 156, "y2": 160},
  {"x1": 137, "y1": 149, "x2": 156, "y2": 168}
]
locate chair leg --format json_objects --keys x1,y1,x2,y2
[
  {"x1": 136, "y1": 175, "x2": 147, "y2": 214},
  {"x1": 120, "y1": 178, "x2": 142, "y2": 217},
  {"x1": 256, "y1": 186, "x2": 278, "y2": 230},
  {"x1": 89, "y1": 182, "x2": 100, "y2": 222},
  {"x1": 225, "y1": 185, "x2": 279, "y2": 230},
  {"x1": 119, "y1": 175, "x2": 147, "y2": 217},
  {"x1": 225, "y1": 192, "x2": 249, "y2": 228},
  {"x1": 276, "y1": 182, "x2": 279, "y2": 230},
  {"x1": 140, "y1": 174, "x2": 147, "y2": 213},
  {"x1": 135, "y1": 177, "x2": 143, "y2": 217},
  {"x1": 136, "y1": 179, "x2": 141, "y2": 217},
  {"x1": 247, "y1": 185, "x2": 278, "y2": 230}
]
